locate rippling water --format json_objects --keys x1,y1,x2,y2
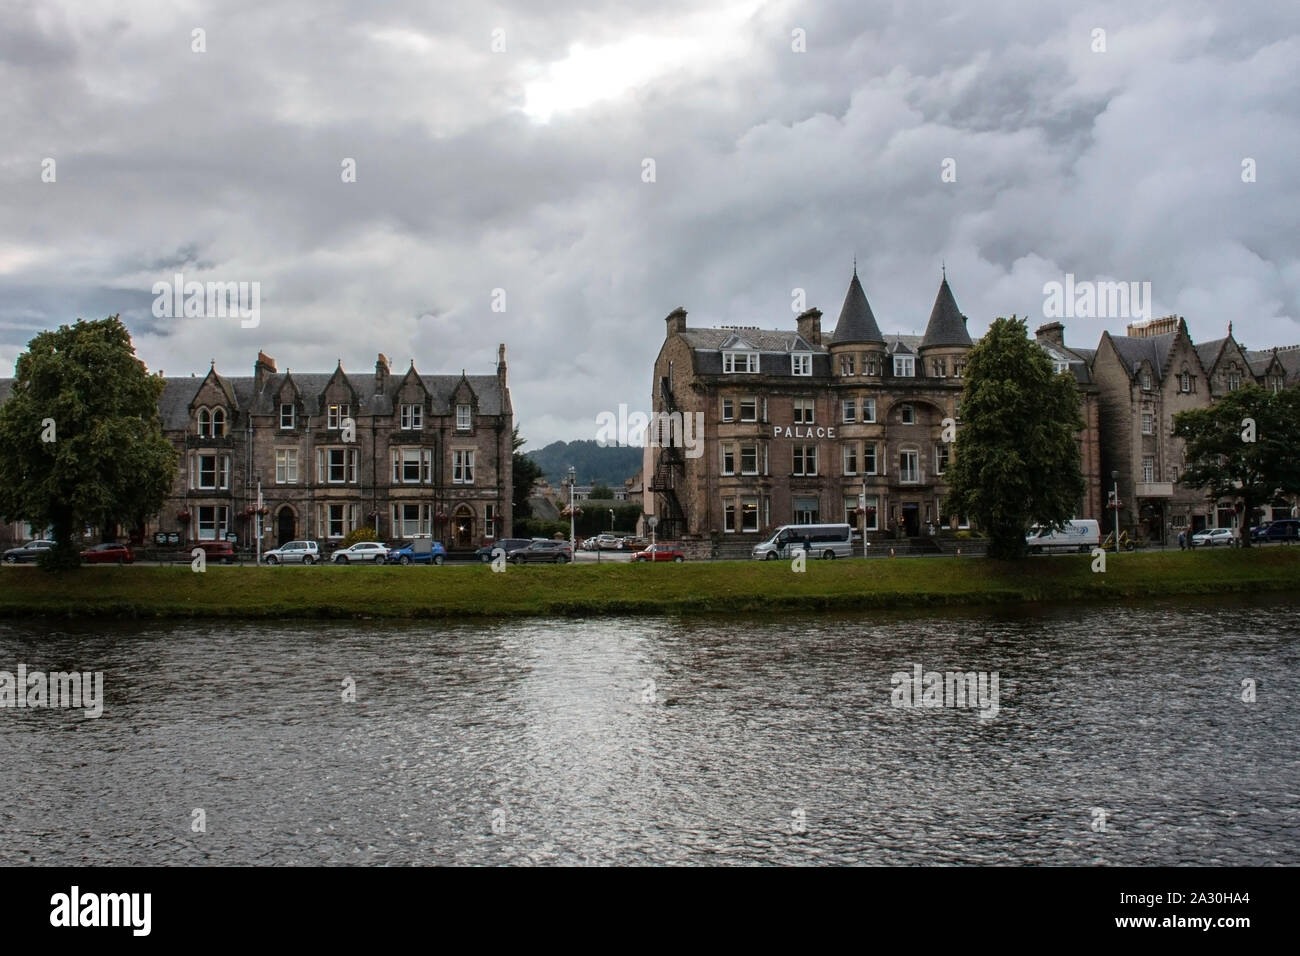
[{"x1": 1, "y1": 595, "x2": 1297, "y2": 865}]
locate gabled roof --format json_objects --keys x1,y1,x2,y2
[
  {"x1": 919, "y1": 276, "x2": 972, "y2": 349},
  {"x1": 1246, "y1": 347, "x2": 1300, "y2": 385},
  {"x1": 1106, "y1": 331, "x2": 1179, "y2": 381},
  {"x1": 1194, "y1": 337, "x2": 1230, "y2": 372},
  {"x1": 829, "y1": 270, "x2": 885, "y2": 345},
  {"x1": 886, "y1": 335, "x2": 921, "y2": 355}
]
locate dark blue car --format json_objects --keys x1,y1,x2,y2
[{"x1": 386, "y1": 539, "x2": 447, "y2": 565}]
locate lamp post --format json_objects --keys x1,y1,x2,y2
[
  {"x1": 1111, "y1": 470, "x2": 1120, "y2": 555},
  {"x1": 568, "y1": 466, "x2": 576, "y2": 558}
]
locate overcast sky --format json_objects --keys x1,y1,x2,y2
[{"x1": 2, "y1": 0, "x2": 1297, "y2": 447}]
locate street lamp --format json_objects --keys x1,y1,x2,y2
[
  {"x1": 609, "y1": 508, "x2": 615, "y2": 532},
  {"x1": 568, "y1": 466, "x2": 576, "y2": 558},
  {"x1": 1111, "y1": 470, "x2": 1120, "y2": 555}
]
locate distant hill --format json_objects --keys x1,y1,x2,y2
[{"x1": 526, "y1": 440, "x2": 643, "y2": 488}]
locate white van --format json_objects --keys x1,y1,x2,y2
[
  {"x1": 1025, "y1": 519, "x2": 1100, "y2": 554},
  {"x1": 753, "y1": 523, "x2": 854, "y2": 560}
]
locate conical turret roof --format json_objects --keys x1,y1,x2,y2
[
  {"x1": 830, "y1": 268, "x2": 885, "y2": 345},
  {"x1": 920, "y1": 275, "x2": 971, "y2": 349}
]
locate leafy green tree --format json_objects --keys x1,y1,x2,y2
[
  {"x1": 946, "y1": 316, "x2": 1085, "y2": 560},
  {"x1": 1174, "y1": 384, "x2": 1300, "y2": 548},
  {"x1": 511, "y1": 425, "x2": 544, "y2": 521},
  {"x1": 588, "y1": 482, "x2": 614, "y2": 500},
  {"x1": 0, "y1": 316, "x2": 176, "y2": 570}
]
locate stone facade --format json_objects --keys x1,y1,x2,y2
[
  {"x1": 646, "y1": 269, "x2": 1103, "y2": 547},
  {"x1": 0, "y1": 347, "x2": 513, "y2": 550}
]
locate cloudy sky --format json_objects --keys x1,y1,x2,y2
[{"x1": 2, "y1": 0, "x2": 1297, "y2": 446}]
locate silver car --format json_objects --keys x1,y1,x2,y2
[
  {"x1": 331, "y1": 541, "x2": 389, "y2": 564},
  {"x1": 263, "y1": 540, "x2": 320, "y2": 565}
]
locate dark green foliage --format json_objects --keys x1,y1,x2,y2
[
  {"x1": 946, "y1": 316, "x2": 1085, "y2": 560},
  {"x1": 1174, "y1": 384, "x2": 1300, "y2": 548},
  {"x1": 0, "y1": 316, "x2": 176, "y2": 570},
  {"x1": 511, "y1": 426, "x2": 544, "y2": 520},
  {"x1": 526, "y1": 439, "x2": 642, "y2": 488}
]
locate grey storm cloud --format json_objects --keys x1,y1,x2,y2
[{"x1": 1, "y1": 0, "x2": 1297, "y2": 445}]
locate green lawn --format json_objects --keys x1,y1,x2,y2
[{"x1": 1, "y1": 548, "x2": 1297, "y2": 620}]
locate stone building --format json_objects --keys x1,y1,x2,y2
[
  {"x1": 152, "y1": 347, "x2": 513, "y2": 549},
  {"x1": 1092, "y1": 316, "x2": 1228, "y2": 540},
  {"x1": 1033, "y1": 322, "x2": 1103, "y2": 522},
  {"x1": 0, "y1": 347, "x2": 513, "y2": 550},
  {"x1": 646, "y1": 268, "x2": 1090, "y2": 551}
]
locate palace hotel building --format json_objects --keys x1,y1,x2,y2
[{"x1": 645, "y1": 268, "x2": 1103, "y2": 549}]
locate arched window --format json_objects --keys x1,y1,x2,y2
[
  {"x1": 197, "y1": 408, "x2": 211, "y2": 437},
  {"x1": 212, "y1": 407, "x2": 226, "y2": 437}
]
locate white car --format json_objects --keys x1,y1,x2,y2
[
  {"x1": 1192, "y1": 528, "x2": 1236, "y2": 548},
  {"x1": 263, "y1": 540, "x2": 320, "y2": 565},
  {"x1": 331, "y1": 541, "x2": 389, "y2": 564}
]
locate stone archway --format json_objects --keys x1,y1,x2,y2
[{"x1": 452, "y1": 504, "x2": 475, "y2": 549}]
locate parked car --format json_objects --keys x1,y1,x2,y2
[
  {"x1": 1025, "y1": 519, "x2": 1102, "y2": 554},
  {"x1": 188, "y1": 540, "x2": 237, "y2": 564},
  {"x1": 1192, "y1": 528, "x2": 1236, "y2": 548},
  {"x1": 1251, "y1": 519, "x2": 1300, "y2": 543},
  {"x1": 80, "y1": 542, "x2": 135, "y2": 565},
  {"x1": 386, "y1": 539, "x2": 447, "y2": 565},
  {"x1": 592, "y1": 533, "x2": 625, "y2": 550},
  {"x1": 581, "y1": 537, "x2": 599, "y2": 551},
  {"x1": 475, "y1": 538, "x2": 534, "y2": 563},
  {"x1": 632, "y1": 543, "x2": 685, "y2": 563},
  {"x1": 507, "y1": 540, "x2": 573, "y2": 564},
  {"x1": 332, "y1": 541, "x2": 391, "y2": 564},
  {"x1": 2, "y1": 540, "x2": 55, "y2": 564},
  {"x1": 262, "y1": 540, "x2": 321, "y2": 565}
]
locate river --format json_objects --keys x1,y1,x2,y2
[{"x1": 1, "y1": 594, "x2": 1296, "y2": 865}]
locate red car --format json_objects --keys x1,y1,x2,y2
[
  {"x1": 80, "y1": 542, "x2": 135, "y2": 565},
  {"x1": 632, "y1": 544, "x2": 685, "y2": 563}
]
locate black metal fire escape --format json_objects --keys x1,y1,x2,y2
[{"x1": 649, "y1": 375, "x2": 687, "y2": 539}]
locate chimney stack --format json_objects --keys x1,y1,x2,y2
[
  {"x1": 375, "y1": 352, "x2": 390, "y2": 393},
  {"x1": 665, "y1": 307, "x2": 688, "y2": 334},
  {"x1": 254, "y1": 350, "x2": 277, "y2": 393},
  {"x1": 1035, "y1": 321, "x2": 1065, "y2": 349},
  {"x1": 796, "y1": 307, "x2": 823, "y2": 347}
]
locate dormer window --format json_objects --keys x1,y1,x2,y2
[
  {"x1": 280, "y1": 403, "x2": 295, "y2": 429},
  {"x1": 791, "y1": 353, "x2": 812, "y2": 376},
  {"x1": 456, "y1": 404, "x2": 472, "y2": 431},
  {"x1": 211, "y1": 408, "x2": 226, "y2": 437},
  {"x1": 1227, "y1": 370, "x2": 1241, "y2": 391},
  {"x1": 893, "y1": 356, "x2": 915, "y2": 377},
  {"x1": 327, "y1": 404, "x2": 350, "y2": 429},
  {"x1": 1141, "y1": 370, "x2": 1152, "y2": 391},
  {"x1": 723, "y1": 351, "x2": 759, "y2": 374},
  {"x1": 197, "y1": 408, "x2": 211, "y2": 437},
  {"x1": 1053, "y1": 360, "x2": 1069, "y2": 375},
  {"x1": 401, "y1": 403, "x2": 423, "y2": 430}
]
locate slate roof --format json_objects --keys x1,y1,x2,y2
[
  {"x1": 1195, "y1": 337, "x2": 1229, "y2": 372},
  {"x1": 680, "y1": 328, "x2": 825, "y2": 353},
  {"x1": 155, "y1": 368, "x2": 506, "y2": 431},
  {"x1": 1246, "y1": 347, "x2": 1300, "y2": 385},
  {"x1": 919, "y1": 277, "x2": 972, "y2": 349},
  {"x1": 1107, "y1": 332, "x2": 1178, "y2": 380},
  {"x1": 829, "y1": 271, "x2": 885, "y2": 345}
]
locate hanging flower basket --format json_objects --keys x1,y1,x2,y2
[
  {"x1": 177, "y1": 510, "x2": 191, "y2": 523},
  {"x1": 434, "y1": 510, "x2": 450, "y2": 523},
  {"x1": 561, "y1": 506, "x2": 583, "y2": 517}
]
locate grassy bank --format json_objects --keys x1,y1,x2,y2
[{"x1": 0, "y1": 548, "x2": 1297, "y2": 620}]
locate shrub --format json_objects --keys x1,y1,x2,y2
[{"x1": 339, "y1": 526, "x2": 378, "y2": 548}]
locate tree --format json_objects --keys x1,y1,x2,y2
[
  {"x1": 511, "y1": 425, "x2": 544, "y2": 522},
  {"x1": 0, "y1": 316, "x2": 176, "y2": 570},
  {"x1": 588, "y1": 482, "x2": 614, "y2": 500},
  {"x1": 1174, "y1": 384, "x2": 1300, "y2": 548},
  {"x1": 945, "y1": 316, "x2": 1085, "y2": 560}
]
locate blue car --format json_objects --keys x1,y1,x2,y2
[{"x1": 386, "y1": 539, "x2": 447, "y2": 565}]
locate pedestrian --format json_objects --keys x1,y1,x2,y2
[{"x1": 1178, "y1": 530, "x2": 1185, "y2": 551}]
